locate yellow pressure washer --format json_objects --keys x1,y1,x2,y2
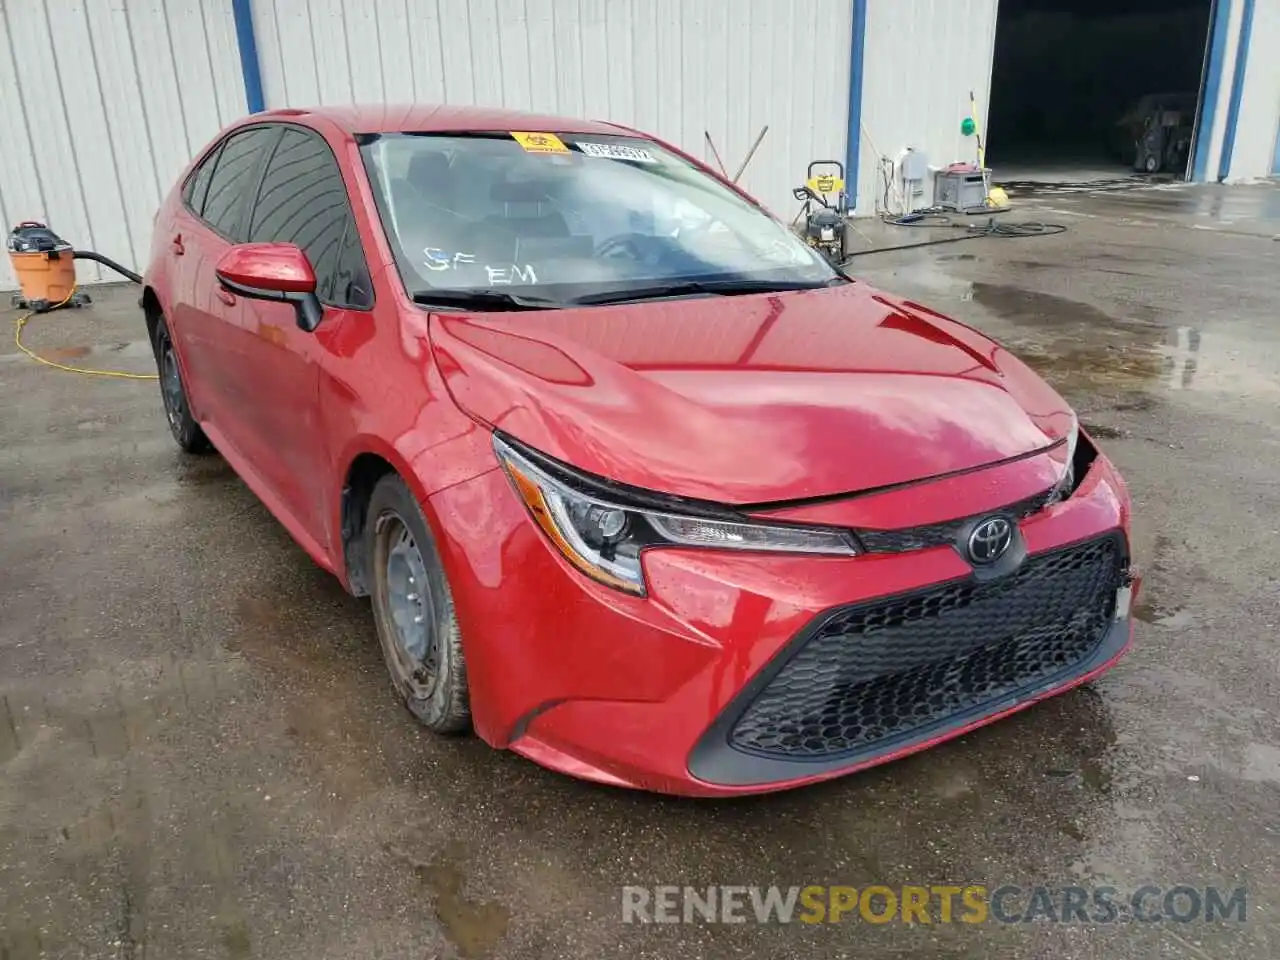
[{"x1": 793, "y1": 161, "x2": 850, "y2": 266}]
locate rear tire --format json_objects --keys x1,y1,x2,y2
[
  {"x1": 366, "y1": 474, "x2": 471, "y2": 734},
  {"x1": 152, "y1": 315, "x2": 211, "y2": 454}
]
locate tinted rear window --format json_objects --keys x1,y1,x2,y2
[
  {"x1": 183, "y1": 145, "x2": 221, "y2": 215},
  {"x1": 202, "y1": 127, "x2": 278, "y2": 238}
]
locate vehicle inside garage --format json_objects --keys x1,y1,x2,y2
[{"x1": 986, "y1": 0, "x2": 1215, "y2": 182}]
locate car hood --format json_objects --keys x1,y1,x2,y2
[{"x1": 428, "y1": 283, "x2": 1075, "y2": 504}]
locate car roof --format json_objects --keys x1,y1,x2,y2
[{"x1": 253, "y1": 103, "x2": 630, "y2": 138}]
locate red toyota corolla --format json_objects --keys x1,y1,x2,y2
[{"x1": 142, "y1": 105, "x2": 1137, "y2": 797}]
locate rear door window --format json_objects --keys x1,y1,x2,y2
[
  {"x1": 248, "y1": 128, "x2": 358, "y2": 301},
  {"x1": 201, "y1": 127, "x2": 280, "y2": 239},
  {"x1": 182, "y1": 144, "x2": 221, "y2": 215}
]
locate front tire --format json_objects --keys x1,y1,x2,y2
[
  {"x1": 366, "y1": 474, "x2": 471, "y2": 734},
  {"x1": 152, "y1": 315, "x2": 211, "y2": 454}
]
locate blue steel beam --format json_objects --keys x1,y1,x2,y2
[
  {"x1": 844, "y1": 0, "x2": 868, "y2": 211},
  {"x1": 231, "y1": 0, "x2": 266, "y2": 114}
]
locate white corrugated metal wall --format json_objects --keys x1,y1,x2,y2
[
  {"x1": 0, "y1": 0, "x2": 244, "y2": 289},
  {"x1": 3, "y1": 0, "x2": 1276, "y2": 293},
  {"x1": 1224, "y1": 0, "x2": 1280, "y2": 181},
  {"x1": 856, "y1": 0, "x2": 999, "y2": 216},
  {"x1": 249, "y1": 0, "x2": 854, "y2": 221}
]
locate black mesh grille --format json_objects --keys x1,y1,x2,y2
[
  {"x1": 729, "y1": 536, "x2": 1124, "y2": 760},
  {"x1": 856, "y1": 487, "x2": 1058, "y2": 554}
]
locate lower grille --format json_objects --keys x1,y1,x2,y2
[{"x1": 729, "y1": 535, "x2": 1124, "y2": 760}]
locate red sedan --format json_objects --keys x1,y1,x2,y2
[{"x1": 142, "y1": 105, "x2": 1137, "y2": 797}]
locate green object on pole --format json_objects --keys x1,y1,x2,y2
[{"x1": 961, "y1": 117, "x2": 977, "y2": 137}]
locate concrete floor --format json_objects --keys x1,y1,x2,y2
[{"x1": 2, "y1": 182, "x2": 1279, "y2": 959}]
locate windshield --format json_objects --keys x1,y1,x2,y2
[{"x1": 358, "y1": 132, "x2": 840, "y2": 305}]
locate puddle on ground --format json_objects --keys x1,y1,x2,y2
[
  {"x1": 959, "y1": 285, "x2": 1280, "y2": 403},
  {"x1": 1130, "y1": 532, "x2": 1206, "y2": 631},
  {"x1": 872, "y1": 269, "x2": 1280, "y2": 402},
  {"x1": 412, "y1": 843, "x2": 511, "y2": 959},
  {"x1": 1133, "y1": 600, "x2": 1193, "y2": 629},
  {"x1": 1159, "y1": 324, "x2": 1280, "y2": 397},
  {"x1": 45, "y1": 344, "x2": 91, "y2": 360},
  {"x1": 16, "y1": 338, "x2": 152, "y2": 364},
  {"x1": 1103, "y1": 184, "x2": 1280, "y2": 225},
  {"x1": 999, "y1": 177, "x2": 1159, "y2": 199},
  {"x1": 1034, "y1": 686, "x2": 1117, "y2": 800},
  {"x1": 969, "y1": 283, "x2": 1156, "y2": 332}
]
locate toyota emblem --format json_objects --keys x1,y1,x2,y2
[{"x1": 967, "y1": 517, "x2": 1013, "y2": 564}]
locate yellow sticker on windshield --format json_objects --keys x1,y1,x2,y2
[{"x1": 510, "y1": 132, "x2": 570, "y2": 154}]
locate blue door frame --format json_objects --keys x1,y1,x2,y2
[
  {"x1": 1191, "y1": 0, "x2": 1234, "y2": 181},
  {"x1": 1217, "y1": 0, "x2": 1256, "y2": 180},
  {"x1": 1191, "y1": 0, "x2": 1262, "y2": 182}
]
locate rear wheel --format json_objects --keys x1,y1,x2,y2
[
  {"x1": 366, "y1": 474, "x2": 471, "y2": 733},
  {"x1": 152, "y1": 316, "x2": 210, "y2": 454}
]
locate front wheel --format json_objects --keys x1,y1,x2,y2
[
  {"x1": 152, "y1": 316, "x2": 211, "y2": 454},
  {"x1": 366, "y1": 474, "x2": 471, "y2": 734}
]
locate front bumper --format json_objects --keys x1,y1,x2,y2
[{"x1": 429, "y1": 451, "x2": 1136, "y2": 797}]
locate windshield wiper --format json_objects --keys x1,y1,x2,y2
[
  {"x1": 568, "y1": 277, "x2": 846, "y2": 306},
  {"x1": 410, "y1": 288, "x2": 562, "y2": 311}
]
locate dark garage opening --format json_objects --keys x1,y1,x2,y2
[{"x1": 987, "y1": 0, "x2": 1214, "y2": 184}]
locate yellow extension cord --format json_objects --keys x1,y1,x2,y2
[{"x1": 12, "y1": 287, "x2": 157, "y2": 381}]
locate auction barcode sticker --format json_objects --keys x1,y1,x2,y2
[{"x1": 576, "y1": 142, "x2": 660, "y2": 163}]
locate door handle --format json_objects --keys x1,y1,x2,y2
[
  {"x1": 216, "y1": 288, "x2": 236, "y2": 306},
  {"x1": 170, "y1": 233, "x2": 185, "y2": 256}
]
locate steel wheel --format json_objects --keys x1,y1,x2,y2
[
  {"x1": 158, "y1": 329, "x2": 186, "y2": 437},
  {"x1": 374, "y1": 511, "x2": 439, "y2": 698},
  {"x1": 151, "y1": 316, "x2": 210, "y2": 454}
]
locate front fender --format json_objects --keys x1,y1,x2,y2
[{"x1": 327, "y1": 417, "x2": 498, "y2": 590}]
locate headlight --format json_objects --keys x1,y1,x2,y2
[{"x1": 495, "y1": 436, "x2": 860, "y2": 595}]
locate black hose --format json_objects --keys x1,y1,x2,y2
[
  {"x1": 73, "y1": 250, "x2": 142, "y2": 284},
  {"x1": 841, "y1": 218, "x2": 1067, "y2": 262}
]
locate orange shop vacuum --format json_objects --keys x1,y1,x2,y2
[{"x1": 8, "y1": 220, "x2": 143, "y2": 313}]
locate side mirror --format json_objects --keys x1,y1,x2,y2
[{"x1": 215, "y1": 243, "x2": 323, "y2": 332}]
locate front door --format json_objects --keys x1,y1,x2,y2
[{"x1": 229, "y1": 126, "x2": 372, "y2": 547}]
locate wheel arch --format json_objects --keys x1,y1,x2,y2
[
  {"x1": 140, "y1": 286, "x2": 163, "y2": 348},
  {"x1": 334, "y1": 438, "x2": 438, "y2": 597}
]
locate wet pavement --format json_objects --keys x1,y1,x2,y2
[{"x1": 3, "y1": 182, "x2": 1280, "y2": 959}]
